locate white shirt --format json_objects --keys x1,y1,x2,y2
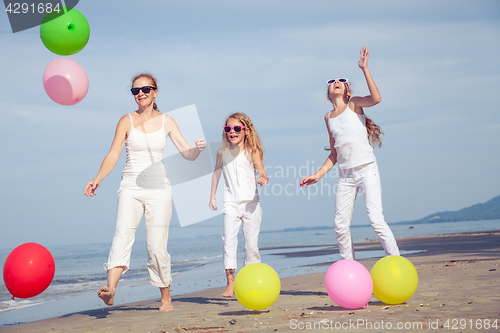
[
  {"x1": 122, "y1": 114, "x2": 166, "y2": 178},
  {"x1": 222, "y1": 150, "x2": 259, "y2": 202},
  {"x1": 328, "y1": 107, "x2": 375, "y2": 169}
]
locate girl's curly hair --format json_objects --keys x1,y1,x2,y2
[{"x1": 222, "y1": 112, "x2": 264, "y2": 162}]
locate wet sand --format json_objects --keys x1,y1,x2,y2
[{"x1": 1, "y1": 230, "x2": 499, "y2": 332}]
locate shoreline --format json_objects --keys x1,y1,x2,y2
[{"x1": 1, "y1": 230, "x2": 499, "y2": 332}]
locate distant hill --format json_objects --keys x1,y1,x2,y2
[
  {"x1": 262, "y1": 194, "x2": 500, "y2": 234},
  {"x1": 394, "y1": 194, "x2": 500, "y2": 225}
]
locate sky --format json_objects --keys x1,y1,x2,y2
[{"x1": 1, "y1": 0, "x2": 499, "y2": 249}]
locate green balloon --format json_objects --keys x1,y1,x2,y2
[{"x1": 40, "y1": 7, "x2": 90, "y2": 56}]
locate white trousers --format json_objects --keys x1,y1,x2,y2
[
  {"x1": 334, "y1": 161, "x2": 400, "y2": 260},
  {"x1": 105, "y1": 175, "x2": 173, "y2": 287},
  {"x1": 222, "y1": 201, "x2": 262, "y2": 270}
]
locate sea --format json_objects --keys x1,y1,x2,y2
[{"x1": 1, "y1": 219, "x2": 499, "y2": 327}]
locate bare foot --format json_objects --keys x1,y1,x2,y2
[
  {"x1": 222, "y1": 269, "x2": 235, "y2": 297},
  {"x1": 159, "y1": 286, "x2": 173, "y2": 311},
  {"x1": 159, "y1": 299, "x2": 174, "y2": 311},
  {"x1": 222, "y1": 285, "x2": 234, "y2": 297},
  {"x1": 97, "y1": 286, "x2": 115, "y2": 306}
]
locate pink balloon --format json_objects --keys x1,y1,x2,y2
[
  {"x1": 43, "y1": 58, "x2": 88, "y2": 106},
  {"x1": 325, "y1": 259, "x2": 373, "y2": 309}
]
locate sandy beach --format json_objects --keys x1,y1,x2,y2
[{"x1": 1, "y1": 230, "x2": 499, "y2": 332}]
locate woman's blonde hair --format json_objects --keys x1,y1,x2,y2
[
  {"x1": 222, "y1": 112, "x2": 264, "y2": 162},
  {"x1": 326, "y1": 83, "x2": 383, "y2": 147}
]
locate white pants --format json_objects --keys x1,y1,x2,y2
[
  {"x1": 105, "y1": 175, "x2": 173, "y2": 288},
  {"x1": 335, "y1": 161, "x2": 400, "y2": 260},
  {"x1": 222, "y1": 201, "x2": 262, "y2": 270}
]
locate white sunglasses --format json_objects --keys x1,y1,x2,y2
[{"x1": 327, "y1": 78, "x2": 349, "y2": 85}]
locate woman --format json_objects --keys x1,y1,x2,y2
[{"x1": 84, "y1": 73, "x2": 206, "y2": 311}]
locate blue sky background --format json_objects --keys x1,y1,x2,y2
[{"x1": 1, "y1": 0, "x2": 499, "y2": 249}]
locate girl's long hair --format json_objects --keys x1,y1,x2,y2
[
  {"x1": 365, "y1": 116, "x2": 383, "y2": 147},
  {"x1": 131, "y1": 73, "x2": 159, "y2": 111},
  {"x1": 326, "y1": 83, "x2": 383, "y2": 148},
  {"x1": 222, "y1": 112, "x2": 264, "y2": 163}
]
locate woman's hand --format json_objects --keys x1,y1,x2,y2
[
  {"x1": 358, "y1": 46, "x2": 370, "y2": 70},
  {"x1": 195, "y1": 139, "x2": 206, "y2": 152},
  {"x1": 166, "y1": 115, "x2": 206, "y2": 160},
  {"x1": 300, "y1": 174, "x2": 320, "y2": 188},
  {"x1": 83, "y1": 115, "x2": 128, "y2": 198},
  {"x1": 84, "y1": 179, "x2": 101, "y2": 197}
]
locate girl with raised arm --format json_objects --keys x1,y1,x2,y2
[{"x1": 300, "y1": 48, "x2": 399, "y2": 260}]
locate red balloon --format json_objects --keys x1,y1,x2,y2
[{"x1": 3, "y1": 243, "x2": 55, "y2": 298}]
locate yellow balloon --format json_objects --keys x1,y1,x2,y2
[
  {"x1": 234, "y1": 263, "x2": 281, "y2": 310},
  {"x1": 370, "y1": 256, "x2": 418, "y2": 304}
]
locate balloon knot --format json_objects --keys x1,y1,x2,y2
[{"x1": 11, "y1": 296, "x2": 15, "y2": 300}]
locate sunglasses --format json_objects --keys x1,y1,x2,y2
[
  {"x1": 130, "y1": 86, "x2": 157, "y2": 95},
  {"x1": 327, "y1": 78, "x2": 349, "y2": 85},
  {"x1": 223, "y1": 125, "x2": 246, "y2": 133}
]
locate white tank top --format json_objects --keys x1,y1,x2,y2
[
  {"x1": 222, "y1": 150, "x2": 259, "y2": 202},
  {"x1": 122, "y1": 113, "x2": 167, "y2": 177},
  {"x1": 328, "y1": 107, "x2": 375, "y2": 170}
]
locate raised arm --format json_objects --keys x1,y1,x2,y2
[
  {"x1": 350, "y1": 47, "x2": 381, "y2": 109},
  {"x1": 165, "y1": 115, "x2": 206, "y2": 161},
  {"x1": 84, "y1": 115, "x2": 130, "y2": 197},
  {"x1": 300, "y1": 114, "x2": 338, "y2": 188}
]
